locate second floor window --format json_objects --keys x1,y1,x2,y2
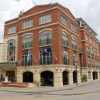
[
  {"x1": 71, "y1": 34, "x2": 77, "y2": 50},
  {"x1": 40, "y1": 47, "x2": 52, "y2": 64},
  {"x1": 23, "y1": 33, "x2": 32, "y2": 49},
  {"x1": 62, "y1": 32, "x2": 68, "y2": 48},
  {"x1": 8, "y1": 26, "x2": 16, "y2": 34},
  {"x1": 63, "y1": 50, "x2": 69, "y2": 64},
  {"x1": 39, "y1": 14, "x2": 52, "y2": 25},
  {"x1": 22, "y1": 19, "x2": 33, "y2": 29},
  {"x1": 22, "y1": 50, "x2": 32, "y2": 66},
  {"x1": 40, "y1": 31, "x2": 52, "y2": 46},
  {"x1": 72, "y1": 52, "x2": 77, "y2": 65},
  {"x1": 7, "y1": 39, "x2": 16, "y2": 62}
]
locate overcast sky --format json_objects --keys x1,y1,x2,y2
[{"x1": 0, "y1": 0, "x2": 100, "y2": 42}]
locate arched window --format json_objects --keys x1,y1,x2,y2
[{"x1": 40, "y1": 31, "x2": 52, "y2": 46}]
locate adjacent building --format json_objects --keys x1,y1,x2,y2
[{"x1": 0, "y1": 3, "x2": 100, "y2": 87}]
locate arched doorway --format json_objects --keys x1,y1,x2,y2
[
  {"x1": 23, "y1": 71, "x2": 33, "y2": 83},
  {"x1": 93, "y1": 71, "x2": 98, "y2": 80},
  {"x1": 63, "y1": 71, "x2": 69, "y2": 85},
  {"x1": 40, "y1": 71, "x2": 54, "y2": 86},
  {"x1": 6, "y1": 71, "x2": 15, "y2": 82},
  {"x1": 73, "y1": 71, "x2": 77, "y2": 83}
]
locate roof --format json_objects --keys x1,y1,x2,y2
[
  {"x1": 77, "y1": 18, "x2": 97, "y2": 36},
  {"x1": 5, "y1": 3, "x2": 76, "y2": 24}
]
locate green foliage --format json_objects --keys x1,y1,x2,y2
[{"x1": 81, "y1": 75, "x2": 87, "y2": 82}]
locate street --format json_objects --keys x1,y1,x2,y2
[{"x1": 0, "y1": 80, "x2": 100, "y2": 100}]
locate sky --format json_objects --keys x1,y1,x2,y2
[{"x1": 0, "y1": 0, "x2": 100, "y2": 42}]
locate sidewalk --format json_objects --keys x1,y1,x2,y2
[{"x1": 0, "y1": 80, "x2": 99, "y2": 94}]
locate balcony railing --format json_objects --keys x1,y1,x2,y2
[{"x1": 0, "y1": 61, "x2": 17, "y2": 70}]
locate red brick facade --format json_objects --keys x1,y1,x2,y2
[{"x1": 4, "y1": 3, "x2": 100, "y2": 68}]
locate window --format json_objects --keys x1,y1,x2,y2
[
  {"x1": 62, "y1": 32, "x2": 68, "y2": 48},
  {"x1": 39, "y1": 14, "x2": 52, "y2": 25},
  {"x1": 8, "y1": 26, "x2": 16, "y2": 34},
  {"x1": 72, "y1": 52, "x2": 77, "y2": 65},
  {"x1": 22, "y1": 19, "x2": 33, "y2": 29},
  {"x1": 7, "y1": 39, "x2": 16, "y2": 62},
  {"x1": 23, "y1": 33, "x2": 32, "y2": 49},
  {"x1": 22, "y1": 50, "x2": 32, "y2": 66},
  {"x1": 63, "y1": 50, "x2": 68, "y2": 64},
  {"x1": 40, "y1": 47, "x2": 52, "y2": 64},
  {"x1": 40, "y1": 31, "x2": 52, "y2": 46},
  {"x1": 60, "y1": 15, "x2": 67, "y2": 25},
  {"x1": 71, "y1": 34, "x2": 77, "y2": 50}
]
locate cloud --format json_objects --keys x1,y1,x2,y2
[
  {"x1": 0, "y1": 0, "x2": 100, "y2": 42},
  {"x1": 83, "y1": 0, "x2": 100, "y2": 40}
]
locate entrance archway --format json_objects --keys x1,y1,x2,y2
[
  {"x1": 63, "y1": 71, "x2": 69, "y2": 85},
  {"x1": 40, "y1": 71, "x2": 54, "y2": 86},
  {"x1": 6, "y1": 71, "x2": 15, "y2": 82},
  {"x1": 23, "y1": 71, "x2": 33, "y2": 83},
  {"x1": 93, "y1": 71, "x2": 98, "y2": 80},
  {"x1": 73, "y1": 71, "x2": 77, "y2": 83}
]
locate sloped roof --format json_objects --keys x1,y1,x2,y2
[{"x1": 5, "y1": 3, "x2": 76, "y2": 24}]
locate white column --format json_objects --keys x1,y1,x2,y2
[
  {"x1": 54, "y1": 69, "x2": 63, "y2": 88},
  {"x1": 77, "y1": 71, "x2": 81, "y2": 84},
  {"x1": 69, "y1": 71, "x2": 73, "y2": 85},
  {"x1": 34, "y1": 70, "x2": 40, "y2": 86},
  {"x1": 16, "y1": 69, "x2": 23, "y2": 83}
]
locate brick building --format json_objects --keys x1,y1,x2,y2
[{"x1": 0, "y1": 3, "x2": 100, "y2": 87}]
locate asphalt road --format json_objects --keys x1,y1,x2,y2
[{"x1": 0, "y1": 80, "x2": 100, "y2": 100}]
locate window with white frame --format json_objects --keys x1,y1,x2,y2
[
  {"x1": 39, "y1": 14, "x2": 52, "y2": 25},
  {"x1": 7, "y1": 39, "x2": 16, "y2": 61},
  {"x1": 62, "y1": 31, "x2": 68, "y2": 48},
  {"x1": 23, "y1": 33, "x2": 32, "y2": 49},
  {"x1": 71, "y1": 34, "x2": 77, "y2": 49},
  {"x1": 22, "y1": 19, "x2": 33, "y2": 29},
  {"x1": 8, "y1": 26, "x2": 16, "y2": 34},
  {"x1": 60, "y1": 15, "x2": 67, "y2": 25},
  {"x1": 63, "y1": 50, "x2": 69, "y2": 64},
  {"x1": 40, "y1": 31, "x2": 52, "y2": 46}
]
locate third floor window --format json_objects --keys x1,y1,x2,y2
[
  {"x1": 8, "y1": 26, "x2": 16, "y2": 34},
  {"x1": 22, "y1": 19, "x2": 33, "y2": 29},
  {"x1": 40, "y1": 31, "x2": 52, "y2": 46},
  {"x1": 60, "y1": 15, "x2": 68, "y2": 25},
  {"x1": 39, "y1": 14, "x2": 52, "y2": 25}
]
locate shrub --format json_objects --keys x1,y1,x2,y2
[{"x1": 81, "y1": 75, "x2": 87, "y2": 82}]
